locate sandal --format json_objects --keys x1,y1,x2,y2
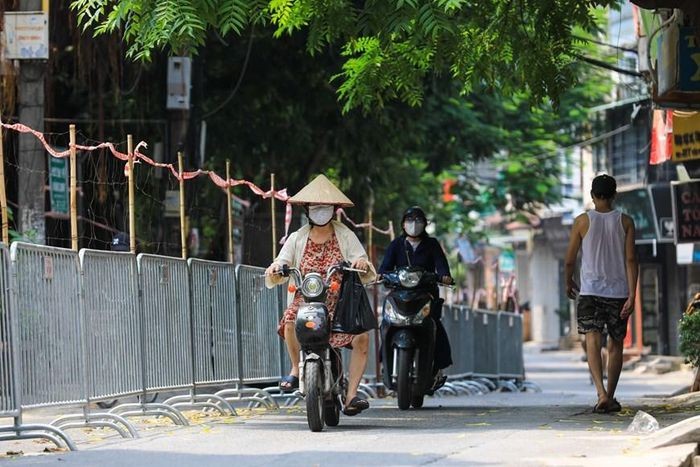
[
  {"x1": 343, "y1": 396, "x2": 370, "y2": 416},
  {"x1": 279, "y1": 375, "x2": 299, "y2": 391},
  {"x1": 607, "y1": 398, "x2": 622, "y2": 413},
  {"x1": 592, "y1": 399, "x2": 609, "y2": 414}
]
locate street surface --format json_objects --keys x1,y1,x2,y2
[{"x1": 3, "y1": 344, "x2": 698, "y2": 466}]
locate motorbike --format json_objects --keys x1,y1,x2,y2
[
  {"x1": 279, "y1": 262, "x2": 363, "y2": 432},
  {"x1": 381, "y1": 266, "x2": 443, "y2": 410}
]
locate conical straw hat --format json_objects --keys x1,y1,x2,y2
[{"x1": 288, "y1": 174, "x2": 354, "y2": 207}]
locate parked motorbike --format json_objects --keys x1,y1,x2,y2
[
  {"x1": 381, "y1": 266, "x2": 444, "y2": 410},
  {"x1": 279, "y1": 262, "x2": 363, "y2": 432}
]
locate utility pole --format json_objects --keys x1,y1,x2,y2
[{"x1": 16, "y1": 0, "x2": 47, "y2": 243}]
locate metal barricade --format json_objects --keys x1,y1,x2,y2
[
  {"x1": 138, "y1": 254, "x2": 193, "y2": 391},
  {"x1": 11, "y1": 243, "x2": 84, "y2": 407},
  {"x1": 235, "y1": 265, "x2": 284, "y2": 385},
  {"x1": 189, "y1": 259, "x2": 239, "y2": 386},
  {"x1": 458, "y1": 307, "x2": 475, "y2": 376},
  {"x1": 472, "y1": 309, "x2": 500, "y2": 379},
  {"x1": 80, "y1": 250, "x2": 142, "y2": 401},
  {"x1": 0, "y1": 244, "x2": 18, "y2": 419},
  {"x1": 497, "y1": 312, "x2": 525, "y2": 380},
  {"x1": 0, "y1": 243, "x2": 78, "y2": 449}
]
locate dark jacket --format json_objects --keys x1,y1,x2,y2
[{"x1": 379, "y1": 235, "x2": 451, "y2": 277}]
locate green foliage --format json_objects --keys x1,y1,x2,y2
[
  {"x1": 680, "y1": 311, "x2": 700, "y2": 367},
  {"x1": 71, "y1": 0, "x2": 623, "y2": 111}
]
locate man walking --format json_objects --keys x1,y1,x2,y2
[{"x1": 565, "y1": 174, "x2": 638, "y2": 413}]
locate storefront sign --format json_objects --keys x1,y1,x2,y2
[
  {"x1": 615, "y1": 188, "x2": 658, "y2": 241},
  {"x1": 498, "y1": 250, "x2": 515, "y2": 272},
  {"x1": 672, "y1": 180, "x2": 700, "y2": 243},
  {"x1": 672, "y1": 111, "x2": 700, "y2": 162}
]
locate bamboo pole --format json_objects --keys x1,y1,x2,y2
[
  {"x1": 388, "y1": 220, "x2": 395, "y2": 241},
  {"x1": 226, "y1": 160, "x2": 234, "y2": 263},
  {"x1": 69, "y1": 124, "x2": 78, "y2": 251},
  {"x1": 368, "y1": 207, "x2": 373, "y2": 264},
  {"x1": 178, "y1": 152, "x2": 187, "y2": 259},
  {"x1": 0, "y1": 119, "x2": 8, "y2": 245},
  {"x1": 127, "y1": 135, "x2": 136, "y2": 254},
  {"x1": 270, "y1": 173, "x2": 277, "y2": 260}
]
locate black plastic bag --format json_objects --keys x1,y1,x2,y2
[{"x1": 332, "y1": 271, "x2": 377, "y2": 334}]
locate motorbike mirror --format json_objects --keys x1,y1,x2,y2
[
  {"x1": 329, "y1": 280, "x2": 341, "y2": 293},
  {"x1": 288, "y1": 284, "x2": 298, "y2": 293}
]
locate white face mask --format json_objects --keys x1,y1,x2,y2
[
  {"x1": 404, "y1": 221, "x2": 425, "y2": 237},
  {"x1": 308, "y1": 205, "x2": 334, "y2": 226}
]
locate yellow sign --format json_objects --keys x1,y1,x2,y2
[{"x1": 672, "y1": 111, "x2": 700, "y2": 162}]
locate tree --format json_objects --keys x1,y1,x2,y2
[{"x1": 71, "y1": 0, "x2": 621, "y2": 112}]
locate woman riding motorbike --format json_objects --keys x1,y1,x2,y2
[
  {"x1": 378, "y1": 206, "x2": 453, "y2": 392},
  {"x1": 265, "y1": 174, "x2": 376, "y2": 415}
]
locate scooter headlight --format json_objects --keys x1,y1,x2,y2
[
  {"x1": 301, "y1": 273, "x2": 324, "y2": 298},
  {"x1": 398, "y1": 269, "x2": 422, "y2": 288},
  {"x1": 384, "y1": 301, "x2": 430, "y2": 325}
]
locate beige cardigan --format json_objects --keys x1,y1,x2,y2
[{"x1": 265, "y1": 221, "x2": 377, "y2": 305}]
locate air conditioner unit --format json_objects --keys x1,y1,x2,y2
[{"x1": 655, "y1": 13, "x2": 700, "y2": 108}]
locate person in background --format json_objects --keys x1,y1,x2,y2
[
  {"x1": 565, "y1": 174, "x2": 638, "y2": 414},
  {"x1": 378, "y1": 206, "x2": 453, "y2": 393}
]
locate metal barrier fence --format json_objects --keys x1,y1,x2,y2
[
  {"x1": 189, "y1": 259, "x2": 239, "y2": 386},
  {"x1": 0, "y1": 243, "x2": 528, "y2": 450},
  {"x1": 0, "y1": 244, "x2": 17, "y2": 418},
  {"x1": 235, "y1": 265, "x2": 284, "y2": 385},
  {"x1": 139, "y1": 255, "x2": 193, "y2": 392},
  {"x1": 11, "y1": 243, "x2": 84, "y2": 408},
  {"x1": 80, "y1": 250, "x2": 142, "y2": 401}
]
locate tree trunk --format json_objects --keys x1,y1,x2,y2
[
  {"x1": 17, "y1": 0, "x2": 46, "y2": 243},
  {"x1": 691, "y1": 367, "x2": 700, "y2": 392}
]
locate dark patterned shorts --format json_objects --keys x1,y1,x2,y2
[{"x1": 577, "y1": 295, "x2": 628, "y2": 341}]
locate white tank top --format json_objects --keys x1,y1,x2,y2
[{"x1": 579, "y1": 210, "x2": 629, "y2": 298}]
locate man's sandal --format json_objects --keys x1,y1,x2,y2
[
  {"x1": 592, "y1": 400, "x2": 609, "y2": 414},
  {"x1": 343, "y1": 397, "x2": 370, "y2": 416},
  {"x1": 607, "y1": 399, "x2": 622, "y2": 413}
]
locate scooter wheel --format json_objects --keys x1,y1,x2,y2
[
  {"x1": 411, "y1": 394, "x2": 424, "y2": 408},
  {"x1": 305, "y1": 361, "x2": 324, "y2": 432}
]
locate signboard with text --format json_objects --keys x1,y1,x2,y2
[
  {"x1": 615, "y1": 188, "x2": 658, "y2": 241},
  {"x1": 3, "y1": 12, "x2": 49, "y2": 59},
  {"x1": 672, "y1": 112, "x2": 700, "y2": 162},
  {"x1": 672, "y1": 180, "x2": 700, "y2": 244},
  {"x1": 48, "y1": 156, "x2": 68, "y2": 214}
]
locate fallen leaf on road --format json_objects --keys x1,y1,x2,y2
[
  {"x1": 5, "y1": 451, "x2": 23, "y2": 456},
  {"x1": 465, "y1": 422, "x2": 491, "y2": 427},
  {"x1": 592, "y1": 420, "x2": 605, "y2": 424},
  {"x1": 538, "y1": 424, "x2": 552, "y2": 430},
  {"x1": 43, "y1": 447, "x2": 68, "y2": 453},
  {"x1": 476, "y1": 412, "x2": 487, "y2": 416},
  {"x1": 556, "y1": 419, "x2": 578, "y2": 423}
]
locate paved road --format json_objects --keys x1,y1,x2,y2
[{"x1": 3, "y1": 346, "x2": 697, "y2": 466}]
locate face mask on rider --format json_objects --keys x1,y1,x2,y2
[
  {"x1": 404, "y1": 220, "x2": 425, "y2": 237},
  {"x1": 308, "y1": 205, "x2": 334, "y2": 226}
]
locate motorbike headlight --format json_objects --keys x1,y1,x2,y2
[
  {"x1": 301, "y1": 274, "x2": 324, "y2": 298},
  {"x1": 398, "y1": 269, "x2": 422, "y2": 288}
]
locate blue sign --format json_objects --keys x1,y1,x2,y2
[{"x1": 679, "y1": 27, "x2": 700, "y2": 92}]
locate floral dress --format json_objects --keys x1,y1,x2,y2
[{"x1": 277, "y1": 233, "x2": 354, "y2": 348}]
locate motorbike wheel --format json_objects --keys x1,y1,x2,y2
[
  {"x1": 411, "y1": 394, "x2": 424, "y2": 408},
  {"x1": 323, "y1": 400, "x2": 340, "y2": 427},
  {"x1": 396, "y1": 348, "x2": 414, "y2": 410},
  {"x1": 305, "y1": 361, "x2": 324, "y2": 432}
]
